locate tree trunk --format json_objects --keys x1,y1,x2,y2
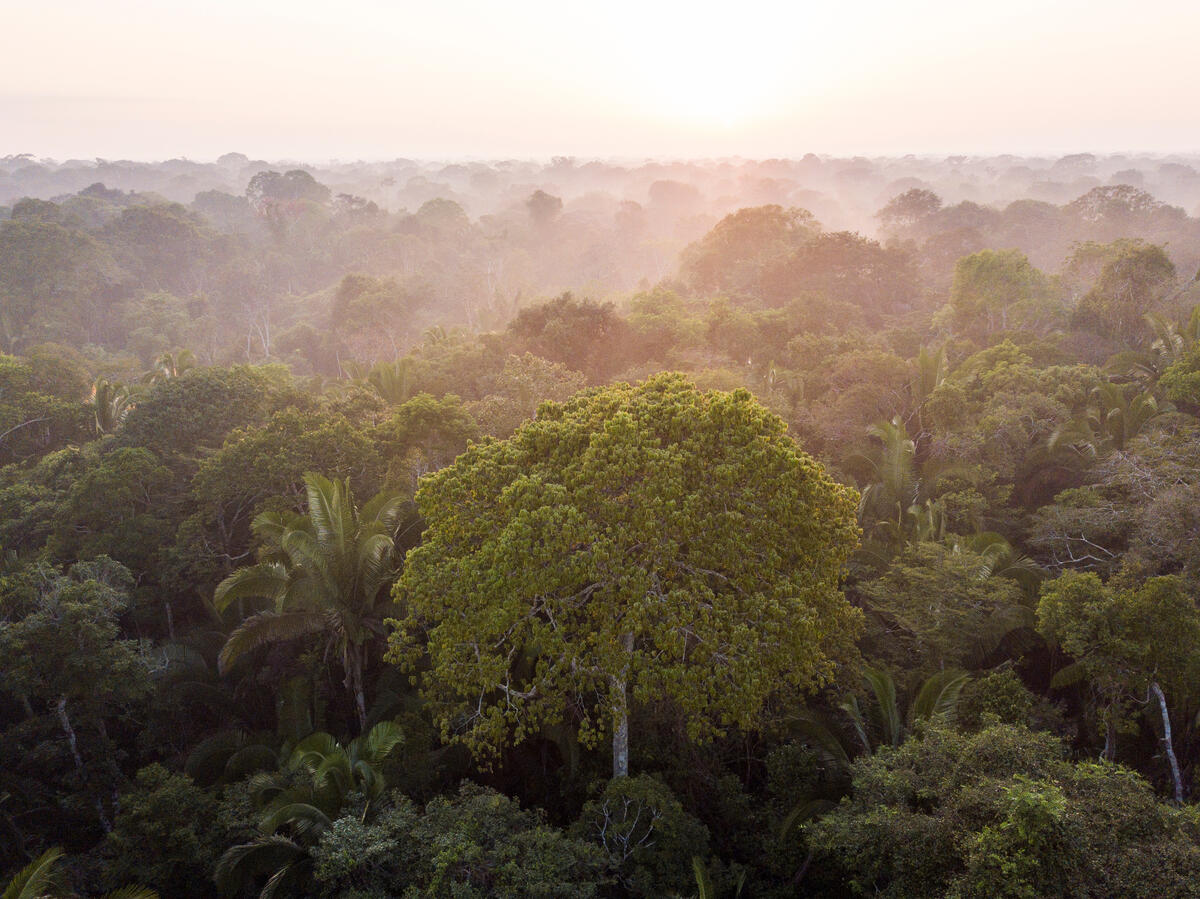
[
  {"x1": 611, "y1": 633, "x2": 634, "y2": 779},
  {"x1": 1151, "y1": 681, "x2": 1184, "y2": 804},
  {"x1": 56, "y1": 696, "x2": 111, "y2": 833},
  {"x1": 345, "y1": 644, "x2": 368, "y2": 733},
  {"x1": 56, "y1": 696, "x2": 85, "y2": 772}
]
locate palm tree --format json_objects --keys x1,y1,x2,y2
[
  {"x1": 852, "y1": 417, "x2": 969, "y2": 557},
  {"x1": 908, "y1": 344, "x2": 947, "y2": 437},
  {"x1": 1, "y1": 848, "x2": 65, "y2": 899},
  {"x1": 213, "y1": 722, "x2": 403, "y2": 899},
  {"x1": 214, "y1": 474, "x2": 404, "y2": 731},
  {"x1": 88, "y1": 379, "x2": 135, "y2": 436},
  {"x1": 1048, "y1": 382, "x2": 1169, "y2": 457},
  {"x1": 793, "y1": 667, "x2": 970, "y2": 783},
  {"x1": 951, "y1": 532, "x2": 1045, "y2": 597},
  {"x1": 1108, "y1": 308, "x2": 1200, "y2": 386},
  {"x1": 853, "y1": 417, "x2": 918, "y2": 541},
  {"x1": 779, "y1": 667, "x2": 969, "y2": 881},
  {"x1": 367, "y1": 359, "x2": 417, "y2": 405},
  {"x1": 142, "y1": 349, "x2": 196, "y2": 385}
]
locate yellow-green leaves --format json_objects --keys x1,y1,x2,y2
[{"x1": 387, "y1": 373, "x2": 862, "y2": 766}]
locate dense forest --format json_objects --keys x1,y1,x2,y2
[{"x1": 5, "y1": 152, "x2": 1200, "y2": 897}]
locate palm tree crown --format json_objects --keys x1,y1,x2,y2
[{"x1": 214, "y1": 473, "x2": 405, "y2": 730}]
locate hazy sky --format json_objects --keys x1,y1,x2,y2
[{"x1": 4, "y1": 0, "x2": 1199, "y2": 160}]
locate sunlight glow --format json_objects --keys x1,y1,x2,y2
[{"x1": 4, "y1": 0, "x2": 1200, "y2": 158}]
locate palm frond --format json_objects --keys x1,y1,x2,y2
[
  {"x1": 863, "y1": 667, "x2": 902, "y2": 748},
  {"x1": 910, "y1": 669, "x2": 970, "y2": 725},
  {"x1": 693, "y1": 856, "x2": 715, "y2": 899},
  {"x1": 359, "y1": 720, "x2": 405, "y2": 764},
  {"x1": 779, "y1": 798, "x2": 837, "y2": 841},
  {"x1": 213, "y1": 563, "x2": 290, "y2": 614},
  {"x1": 2, "y1": 847, "x2": 66, "y2": 899},
  {"x1": 98, "y1": 887, "x2": 160, "y2": 899},
  {"x1": 213, "y1": 836, "x2": 306, "y2": 899},
  {"x1": 793, "y1": 709, "x2": 854, "y2": 772},
  {"x1": 217, "y1": 611, "x2": 325, "y2": 673},
  {"x1": 259, "y1": 802, "x2": 332, "y2": 839}
]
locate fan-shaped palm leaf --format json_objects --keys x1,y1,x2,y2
[{"x1": 215, "y1": 474, "x2": 403, "y2": 729}]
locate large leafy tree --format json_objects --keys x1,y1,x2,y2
[
  {"x1": 941, "y1": 248, "x2": 1060, "y2": 339},
  {"x1": 214, "y1": 474, "x2": 405, "y2": 731},
  {"x1": 0, "y1": 558, "x2": 151, "y2": 838},
  {"x1": 1071, "y1": 240, "x2": 1176, "y2": 345},
  {"x1": 807, "y1": 723, "x2": 1200, "y2": 898},
  {"x1": 389, "y1": 373, "x2": 861, "y2": 777},
  {"x1": 1037, "y1": 572, "x2": 1200, "y2": 802},
  {"x1": 678, "y1": 204, "x2": 818, "y2": 296}
]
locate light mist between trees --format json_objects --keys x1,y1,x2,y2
[{"x1": 5, "y1": 152, "x2": 1200, "y2": 897}]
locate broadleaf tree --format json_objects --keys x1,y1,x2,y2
[{"x1": 388, "y1": 373, "x2": 861, "y2": 777}]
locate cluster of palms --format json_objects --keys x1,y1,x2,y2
[
  {"x1": 1048, "y1": 381, "x2": 1169, "y2": 458},
  {"x1": 203, "y1": 473, "x2": 408, "y2": 897},
  {"x1": 213, "y1": 722, "x2": 404, "y2": 898},
  {"x1": 1045, "y1": 308, "x2": 1199, "y2": 461},
  {"x1": 88, "y1": 350, "x2": 197, "y2": 436},
  {"x1": 339, "y1": 358, "x2": 418, "y2": 405}
]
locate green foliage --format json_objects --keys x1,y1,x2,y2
[
  {"x1": 214, "y1": 722, "x2": 404, "y2": 898},
  {"x1": 1160, "y1": 343, "x2": 1200, "y2": 406},
  {"x1": 102, "y1": 764, "x2": 223, "y2": 898},
  {"x1": 1071, "y1": 240, "x2": 1176, "y2": 344},
  {"x1": 507, "y1": 293, "x2": 633, "y2": 382},
  {"x1": 214, "y1": 474, "x2": 405, "y2": 729},
  {"x1": 808, "y1": 724, "x2": 1200, "y2": 898},
  {"x1": 1037, "y1": 572, "x2": 1200, "y2": 786},
  {"x1": 11, "y1": 175, "x2": 1200, "y2": 898},
  {"x1": 186, "y1": 408, "x2": 384, "y2": 567},
  {"x1": 944, "y1": 249, "x2": 1059, "y2": 339},
  {"x1": 0, "y1": 557, "x2": 149, "y2": 714},
  {"x1": 573, "y1": 774, "x2": 707, "y2": 897},
  {"x1": 957, "y1": 669, "x2": 1037, "y2": 730},
  {"x1": 2, "y1": 847, "x2": 68, "y2": 899},
  {"x1": 859, "y1": 542, "x2": 1030, "y2": 671},
  {"x1": 117, "y1": 365, "x2": 297, "y2": 457},
  {"x1": 679, "y1": 205, "x2": 817, "y2": 296},
  {"x1": 390, "y1": 373, "x2": 861, "y2": 767},
  {"x1": 467, "y1": 352, "x2": 586, "y2": 438},
  {"x1": 370, "y1": 392, "x2": 479, "y2": 489},
  {"x1": 403, "y1": 783, "x2": 605, "y2": 898},
  {"x1": 761, "y1": 231, "x2": 919, "y2": 319},
  {"x1": 309, "y1": 784, "x2": 607, "y2": 899},
  {"x1": 47, "y1": 447, "x2": 174, "y2": 572},
  {"x1": 0, "y1": 354, "x2": 91, "y2": 464}
]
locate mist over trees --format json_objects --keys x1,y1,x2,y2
[{"x1": 6, "y1": 150, "x2": 1200, "y2": 896}]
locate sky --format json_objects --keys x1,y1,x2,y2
[{"x1": 3, "y1": 0, "x2": 1199, "y2": 161}]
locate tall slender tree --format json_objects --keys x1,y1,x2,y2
[{"x1": 214, "y1": 474, "x2": 405, "y2": 731}]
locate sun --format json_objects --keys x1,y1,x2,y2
[{"x1": 637, "y1": 60, "x2": 767, "y2": 129}]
